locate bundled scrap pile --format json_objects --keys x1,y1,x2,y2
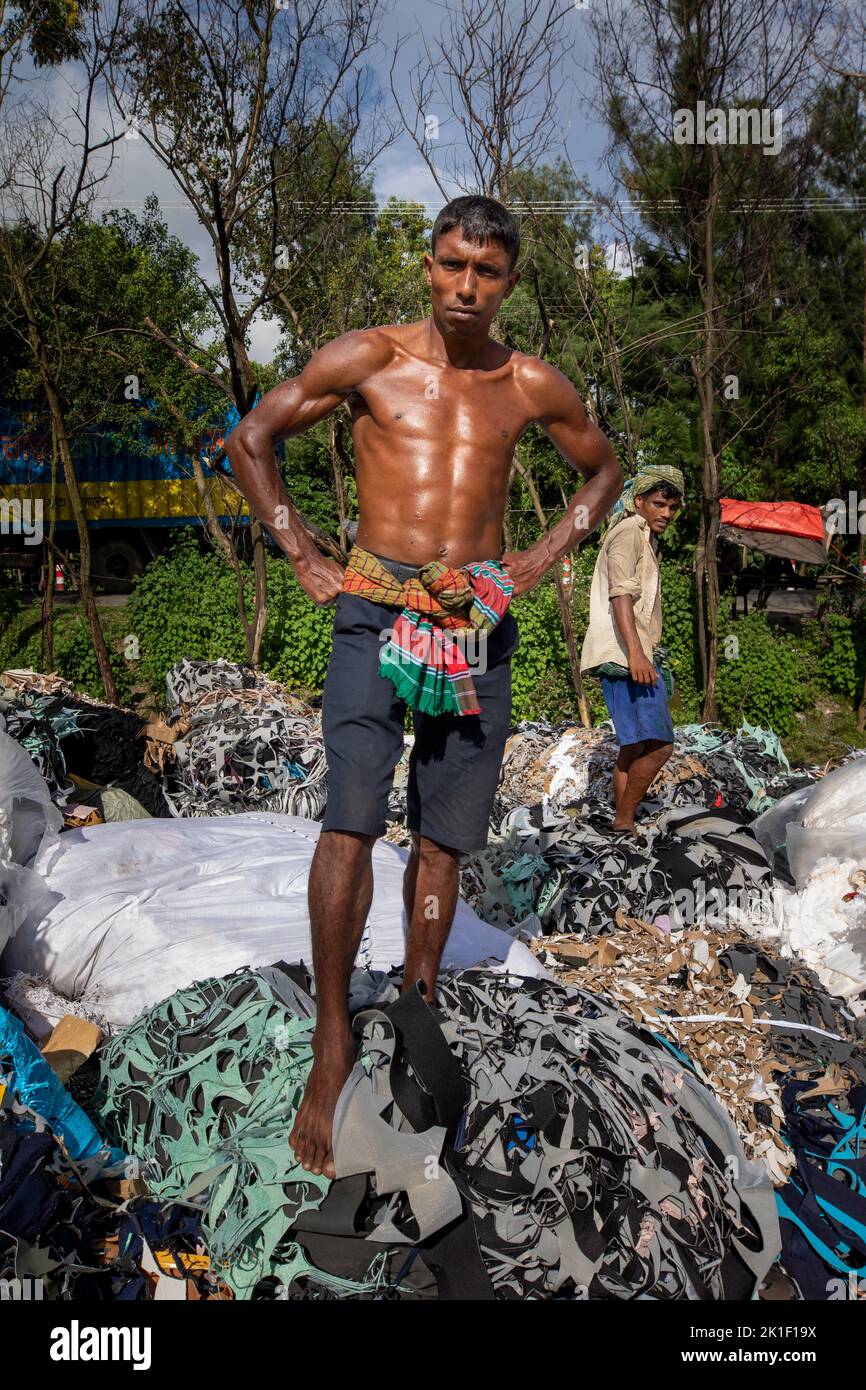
[
  {"x1": 151, "y1": 659, "x2": 328, "y2": 820},
  {"x1": 493, "y1": 717, "x2": 806, "y2": 822},
  {"x1": 0, "y1": 668, "x2": 166, "y2": 818},
  {"x1": 461, "y1": 804, "x2": 774, "y2": 937},
  {"x1": 94, "y1": 963, "x2": 779, "y2": 1301}
]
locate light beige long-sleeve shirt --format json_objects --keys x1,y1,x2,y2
[{"x1": 580, "y1": 513, "x2": 662, "y2": 672}]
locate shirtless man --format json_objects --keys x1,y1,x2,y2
[{"x1": 226, "y1": 195, "x2": 623, "y2": 1179}]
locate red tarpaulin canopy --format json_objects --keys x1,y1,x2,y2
[{"x1": 719, "y1": 499, "x2": 829, "y2": 565}]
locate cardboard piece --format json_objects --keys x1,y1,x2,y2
[{"x1": 41, "y1": 1015, "x2": 104, "y2": 1084}]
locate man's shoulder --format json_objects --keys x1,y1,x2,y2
[
  {"x1": 602, "y1": 514, "x2": 643, "y2": 551},
  {"x1": 331, "y1": 325, "x2": 400, "y2": 366},
  {"x1": 512, "y1": 355, "x2": 582, "y2": 417},
  {"x1": 302, "y1": 326, "x2": 400, "y2": 391}
]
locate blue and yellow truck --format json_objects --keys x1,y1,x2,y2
[{"x1": 0, "y1": 402, "x2": 255, "y2": 590}]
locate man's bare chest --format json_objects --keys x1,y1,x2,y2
[{"x1": 347, "y1": 362, "x2": 529, "y2": 453}]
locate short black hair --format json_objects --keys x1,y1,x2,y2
[
  {"x1": 641, "y1": 482, "x2": 683, "y2": 502},
  {"x1": 430, "y1": 196, "x2": 520, "y2": 272}
]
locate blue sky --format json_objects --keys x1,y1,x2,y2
[{"x1": 30, "y1": 1, "x2": 613, "y2": 360}]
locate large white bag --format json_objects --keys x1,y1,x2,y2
[
  {"x1": 0, "y1": 727, "x2": 63, "y2": 954},
  {"x1": 2, "y1": 812, "x2": 545, "y2": 1026},
  {"x1": 752, "y1": 759, "x2": 866, "y2": 886}
]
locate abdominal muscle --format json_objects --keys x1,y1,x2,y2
[{"x1": 352, "y1": 446, "x2": 512, "y2": 568}]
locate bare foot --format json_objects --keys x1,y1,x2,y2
[
  {"x1": 288, "y1": 1034, "x2": 355, "y2": 1179},
  {"x1": 612, "y1": 819, "x2": 639, "y2": 839}
]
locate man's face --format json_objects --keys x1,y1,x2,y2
[
  {"x1": 635, "y1": 489, "x2": 681, "y2": 535},
  {"x1": 424, "y1": 226, "x2": 520, "y2": 335}
]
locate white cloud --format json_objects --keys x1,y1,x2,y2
[
  {"x1": 247, "y1": 313, "x2": 283, "y2": 365},
  {"x1": 605, "y1": 239, "x2": 642, "y2": 277}
]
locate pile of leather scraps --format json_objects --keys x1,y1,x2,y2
[
  {"x1": 494, "y1": 720, "x2": 617, "y2": 818},
  {"x1": 0, "y1": 677, "x2": 168, "y2": 817},
  {"x1": 461, "y1": 802, "x2": 773, "y2": 939},
  {"x1": 93, "y1": 960, "x2": 778, "y2": 1300},
  {"x1": 156, "y1": 659, "x2": 328, "y2": 820},
  {"x1": 96, "y1": 963, "x2": 439, "y2": 1301},
  {"x1": 540, "y1": 914, "x2": 866, "y2": 1186},
  {"x1": 775, "y1": 1077, "x2": 866, "y2": 1299},
  {"x1": 0, "y1": 1001, "x2": 223, "y2": 1300},
  {"x1": 0, "y1": 1115, "x2": 230, "y2": 1300},
  {"x1": 0, "y1": 690, "x2": 93, "y2": 799},
  {"x1": 58, "y1": 703, "x2": 169, "y2": 818},
  {"x1": 494, "y1": 717, "x2": 810, "y2": 822},
  {"x1": 423, "y1": 970, "x2": 780, "y2": 1299},
  {"x1": 96, "y1": 965, "x2": 342, "y2": 1300}
]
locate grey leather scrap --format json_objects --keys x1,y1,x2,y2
[
  {"x1": 424, "y1": 970, "x2": 781, "y2": 1299},
  {"x1": 161, "y1": 659, "x2": 328, "y2": 820},
  {"x1": 461, "y1": 801, "x2": 773, "y2": 939},
  {"x1": 333, "y1": 1060, "x2": 461, "y2": 1242}
]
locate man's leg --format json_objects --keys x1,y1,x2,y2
[
  {"x1": 402, "y1": 830, "x2": 460, "y2": 1002},
  {"x1": 614, "y1": 738, "x2": 673, "y2": 831},
  {"x1": 288, "y1": 827, "x2": 376, "y2": 1179},
  {"x1": 612, "y1": 741, "x2": 643, "y2": 827}
]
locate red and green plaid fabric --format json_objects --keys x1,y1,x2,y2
[{"x1": 341, "y1": 545, "x2": 514, "y2": 716}]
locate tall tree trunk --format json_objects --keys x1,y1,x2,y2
[
  {"x1": 858, "y1": 235, "x2": 866, "y2": 730},
  {"x1": 40, "y1": 419, "x2": 59, "y2": 671},
  {"x1": 694, "y1": 510, "x2": 708, "y2": 690},
  {"x1": 9, "y1": 266, "x2": 118, "y2": 703},
  {"x1": 695, "y1": 162, "x2": 721, "y2": 721},
  {"x1": 860, "y1": 233, "x2": 866, "y2": 575},
  {"x1": 221, "y1": 271, "x2": 269, "y2": 667},
  {"x1": 513, "y1": 453, "x2": 591, "y2": 727}
]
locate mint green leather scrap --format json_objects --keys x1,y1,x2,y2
[{"x1": 96, "y1": 967, "x2": 331, "y2": 1299}]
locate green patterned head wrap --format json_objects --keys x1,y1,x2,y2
[{"x1": 610, "y1": 465, "x2": 685, "y2": 527}]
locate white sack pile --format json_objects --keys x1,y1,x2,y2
[
  {"x1": 2, "y1": 810, "x2": 544, "y2": 1029},
  {"x1": 753, "y1": 759, "x2": 866, "y2": 1007}
]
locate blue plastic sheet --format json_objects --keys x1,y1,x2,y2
[{"x1": 0, "y1": 1004, "x2": 126, "y2": 1172}]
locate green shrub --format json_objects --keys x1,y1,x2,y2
[
  {"x1": 716, "y1": 610, "x2": 818, "y2": 737},
  {"x1": 0, "y1": 589, "x2": 140, "y2": 704},
  {"x1": 660, "y1": 558, "x2": 702, "y2": 721},
  {"x1": 813, "y1": 612, "x2": 863, "y2": 701}
]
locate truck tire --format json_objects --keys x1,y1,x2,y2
[{"x1": 92, "y1": 537, "x2": 146, "y2": 593}]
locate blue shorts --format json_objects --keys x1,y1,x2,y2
[{"x1": 600, "y1": 668, "x2": 674, "y2": 748}]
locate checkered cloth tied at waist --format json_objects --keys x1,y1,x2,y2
[{"x1": 341, "y1": 544, "x2": 515, "y2": 717}]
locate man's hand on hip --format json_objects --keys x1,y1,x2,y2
[
  {"x1": 293, "y1": 553, "x2": 346, "y2": 607},
  {"x1": 500, "y1": 543, "x2": 552, "y2": 598}
]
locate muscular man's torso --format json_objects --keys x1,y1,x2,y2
[{"x1": 346, "y1": 321, "x2": 538, "y2": 567}]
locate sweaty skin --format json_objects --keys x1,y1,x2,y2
[{"x1": 226, "y1": 225, "x2": 623, "y2": 1178}]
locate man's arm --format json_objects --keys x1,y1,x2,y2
[
  {"x1": 224, "y1": 329, "x2": 392, "y2": 605},
  {"x1": 502, "y1": 360, "x2": 623, "y2": 596},
  {"x1": 610, "y1": 596, "x2": 657, "y2": 685},
  {"x1": 606, "y1": 527, "x2": 658, "y2": 685}
]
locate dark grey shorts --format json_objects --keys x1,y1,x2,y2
[{"x1": 320, "y1": 554, "x2": 519, "y2": 853}]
